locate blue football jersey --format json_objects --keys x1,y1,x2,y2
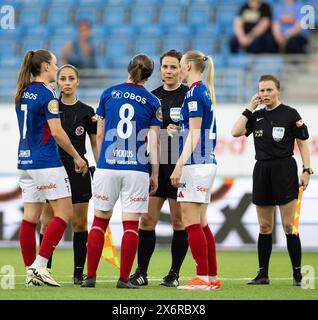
[
  {"x1": 16, "y1": 82, "x2": 62, "y2": 169},
  {"x1": 96, "y1": 82, "x2": 162, "y2": 173},
  {"x1": 179, "y1": 81, "x2": 217, "y2": 165}
]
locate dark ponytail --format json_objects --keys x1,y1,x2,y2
[
  {"x1": 15, "y1": 49, "x2": 53, "y2": 105},
  {"x1": 128, "y1": 54, "x2": 154, "y2": 84}
]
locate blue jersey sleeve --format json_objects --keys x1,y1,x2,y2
[
  {"x1": 96, "y1": 90, "x2": 108, "y2": 118},
  {"x1": 187, "y1": 88, "x2": 204, "y2": 118},
  {"x1": 43, "y1": 88, "x2": 59, "y2": 120},
  {"x1": 150, "y1": 96, "x2": 162, "y2": 127}
]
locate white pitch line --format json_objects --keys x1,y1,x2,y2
[{"x1": 8, "y1": 275, "x2": 318, "y2": 284}]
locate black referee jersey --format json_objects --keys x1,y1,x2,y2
[
  {"x1": 58, "y1": 99, "x2": 97, "y2": 160},
  {"x1": 245, "y1": 103, "x2": 309, "y2": 161},
  {"x1": 152, "y1": 84, "x2": 188, "y2": 164}
]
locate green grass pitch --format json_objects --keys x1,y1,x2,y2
[{"x1": 0, "y1": 248, "x2": 317, "y2": 300}]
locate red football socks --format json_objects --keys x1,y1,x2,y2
[
  {"x1": 186, "y1": 224, "x2": 208, "y2": 276},
  {"x1": 87, "y1": 216, "x2": 109, "y2": 278},
  {"x1": 20, "y1": 219, "x2": 37, "y2": 267},
  {"x1": 39, "y1": 216, "x2": 67, "y2": 259},
  {"x1": 203, "y1": 224, "x2": 218, "y2": 276},
  {"x1": 120, "y1": 221, "x2": 139, "y2": 282}
]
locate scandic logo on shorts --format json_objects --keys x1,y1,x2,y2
[
  {"x1": 36, "y1": 183, "x2": 56, "y2": 190},
  {"x1": 93, "y1": 193, "x2": 109, "y2": 201},
  {"x1": 129, "y1": 196, "x2": 147, "y2": 202},
  {"x1": 196, "y1": 186, "x2": 209, "y2": 193}
]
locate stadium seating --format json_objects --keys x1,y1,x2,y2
[
  {"x1": 102, "y1": 6, "x2": 127, "y2": 25},
  {"x1": 0, "y1": 0, "x2": 315, "y2": 103},
  {"x1": 130, "y1": 6, "x2": 155, "y2": 26}
]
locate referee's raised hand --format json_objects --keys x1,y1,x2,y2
[{"x1": 249, "y1": 94, "x2": 262, "y2": 111}]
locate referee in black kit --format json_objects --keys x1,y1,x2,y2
[
  {"x1": 40, "y1": 64, "x2": 98, "y2": 284},
  {"x1": 130, "y1": 50, "x2": 189, "y2": 287},
  {"x1": 232, "y1": 74, "x2": 313, "y2": 286}
]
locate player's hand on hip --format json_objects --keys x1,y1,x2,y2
[
  {"x1": 167, "y1": 124, "x2": 179, "y2": 137},
  {"x1": 170, "y1": 164, "x2": 183, "y2": 188},
  {"x1": 300, "y1": 173, "x2": 310, "y2": 191},
  {"x1": 74, "y1": 156, "x2": 88, "y2": 176},
  {"x1": 149, "y1": 175, "x2": 158, "y2": 195}
]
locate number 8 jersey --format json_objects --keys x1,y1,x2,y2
[
  {"x1": 16, "y1": 82, "x2": 62, "y2": 170},
  {"x1": 96, "y1": 82, "x2": 162, "y2": 173}
]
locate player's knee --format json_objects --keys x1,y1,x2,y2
[
  {"x1": 171, "y1": 218, "x2": 184, "y2": 230},
  {"x1": 282, "y1": 222, "x2": 293, "y2": 234},
  {"x1": 140, "y1": 214, "x2": 157, "y2": 230},
  {"x1": 72, "y1": 220, "x2": 87, "y2": 232},
  {"x1": 259, "y1": 223, "x2": 273, "y2": 234}
]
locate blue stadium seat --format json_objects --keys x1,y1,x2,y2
[
  {"x1": 191, "y1": 0, "x2": 217, "y2": 4},
  {"x1": 162, "y1": 37, "x2": 189, "y2": 53},
  {"x1": 90, "y1": 25, "x2": 107, "y2": 38},
  {"x1": 19, "y1": 7, "x2": 43, "y2": 25},
  {"x1": 253, "y1": 55, "x2": 284, "y2": 72},
  {"x1": 130, "y1": 6, "x2": 155, "y2": 26},
  {"x1": 24, "y1": 25, "x2": 51, "y2": 39},
  {"x1": 135, "y1": 25, "x2": 163, "y2": 38},
  {"x1": 78, "y1": 0, "x2": 104, "y2": 5},
  {"x1": 159, "y1": 5, "x2": 184, "y2": 25},
  {"x1": 227, "y1": 54, "x2": 251, "y2": 70},
  {"x1": 20, "y1": 39, "x2": 49, "y2": 54},
  {"x1": 190, "y1": 37, "x2": 216, "y2": 54},
  {"x1": 47, "y1": 7, "x2": 72, "y2": 25},
  {"x1": 51, "y1": 25, "x2": 77, "y2": 39},
  {"x1": 108, "y1": 54, "x2": 131, "y2": 68},
  {"x1": 95, "y1": 54, "x2": 111, "y2": 68},
  {"x1": 20, "y1": 0, "x2": 49, "y2": 8},
  {"x1": 0, "y1": 25, "x2": 22, "y2": 40},
  {"x1": 193, "y1": 24, "x2": 221, "y2": 38},
  {"x1": 103, "y1": 6, "x2": 127, "y2": 25},
  {"x1": 215, "y1": 4, "x2": 237, "y2": 28},
  {"x1": 91, "y1": 37, "x2": 106, "y2": 56},
  {"x1": 0, "y1": 39, "x2": 18, "y2": 56},
  {"x1": 187, "y1": 5, "x2": 212, "y2": 26},
  {"x1": 49, "y1": 37, "x2": 69, "y2": 57},
  {"x1": 133, "y1": 0, "x2": 160, "y2": 4},
  {"x1": 105, "y1": 0, "x2": 131, "y2": 5},
  {"x1": 163, "y1": 25, "x2": 192, "y2": 38},
  {"x1": 0, "y1": 0, "x2": 20, "y2": 6},
  {"x1": 49, "y1": 0, "x2": 76, "y2": 6},
  {"x1": 207, "y1": 54, "x2": 224, "y2": 69},
  {"x1": 105, "y1": 37, "x2": 131, "y2": 57},
  {"x1": 133, "y1": 37, "x2": 159, "y2": 56},
  {"x1": 0, "y1": 54, "x2": 20, "y2": 68},
  {"x1": 75, "y1": 7, "x2": 100, "y2": 24},
  {"x1": 107, "y1": 25, "x2": 135, "y2": 38}
]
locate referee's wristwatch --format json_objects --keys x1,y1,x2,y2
[{"x1": 303, "y1": 167, "x2": 314, "y2": 175}]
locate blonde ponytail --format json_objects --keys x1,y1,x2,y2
[
  {"x1": 184, "y1": 50, "x2": 216, "y2": 106},
  {"x1": 205, "y1": 56, "x2": 216, "y2": 107}
]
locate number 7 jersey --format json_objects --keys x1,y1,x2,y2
[
  {"x1": 96, "y1": 82, "x2": 162, "y2": 173},
  {"x1": 16, "y1": 82, "x2": 62, "y2": 170}
]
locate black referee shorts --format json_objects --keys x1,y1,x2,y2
[
  {"x1": 151, "y1": 164, "x2": 177, "y2": 200},
  {"x1": 253, "y1": 157, "x2": 299, "y2": 206},
  {"x1": 61, "y1": 157, "x2": 92, "y2": 204}
]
